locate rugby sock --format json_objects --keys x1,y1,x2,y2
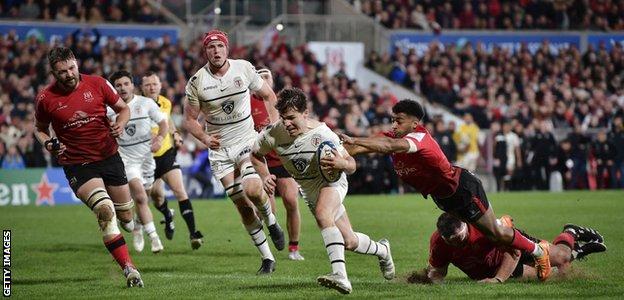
[
  {"x1": 178, "y1": 199, "x2": 197, "y2": 234},
  {"x1": 156, "y1": 200, "x2": 173, "y2": 222},
  {"x1": 288, "y1": 241, "x2": 299, "y2": 252},
  {"x1": 321, "y1": 226, "x2": 347, "y2": 277},
  {"x1": 143, "y1": 222, "x2": 158, "y2": 239},
  {"x1": 353, "y1": 232, "x2": 388, "y2": 259},
  {"x1": 245, "y1": 219, "x2": 274, "y2": 261},
  {"x1": 104, "y1": 234, "x2": 133, "y2": 269},
  {"x1": 255, "y1": 195, "x2": 277, "y2": 226},
  {"x1": 553, "y1": 232, "x2": 575, "y2": 249},
  {"x1": 511, "y1": 229, "x2": 540, "y2": 255}
]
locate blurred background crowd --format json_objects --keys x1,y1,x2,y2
[{"x1": 1, "y1": 0, "x2": 623, "y2": 195}]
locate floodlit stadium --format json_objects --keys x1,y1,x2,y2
[{"x1": 0, "y1": 0, "x2": 623, "y2": 298}]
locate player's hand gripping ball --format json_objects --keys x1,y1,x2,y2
[{"x1": 317, "y1": 141, "x2": 343, "y2": 183}]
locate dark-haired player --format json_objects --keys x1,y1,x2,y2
[
  {"x1": 341, "y1": 99, "x2": 553, "y2": 281},
  {"x1": 34, "y1": 47, "x2": 142, "y2": 287},
  {"x1": 408, "y1": 213, "x2": 606, "y2": 283},
  {"x1": 251, "y1": 68, "x2": 304, "y2": 261},
  {"x1": 252, "y1": 88, "x2": 395, "y2": 294}
]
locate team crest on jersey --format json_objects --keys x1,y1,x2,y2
[
  {"x1": 233, "y1": 77, "x2": 243, "y2": 88},
  {"x1": 134, "y1": 106, "x2": 141, "y2": 115},
  {"x1": 291, "y1": 158, "x2": 308, "y2": 174},
  {"x1": 125, "y1": 124, "x2": 136, "y2": 136},
  {"x1": 221, "y1": 100, "x2": 235, "y2": 114},
  {"x1": 83, "y1": 91, "x2": 94, "y2": 102},
  {"x1": 311, "y1": 134, "x2": 323, "y2": 147}
]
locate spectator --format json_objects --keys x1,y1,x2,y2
[
  {"x1": 1, "y1": 144, "x2": 25, "y2": 169},
  {"x1": 608, "y1": 116, "x2": 624, "y2": 188},
  {"x1": 593, "y1": 131, "x2": 617, "y2": 189}
]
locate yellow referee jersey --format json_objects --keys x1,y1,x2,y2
[{"x1": 151, "y1": 95, "x2": 173, "y2": 157}]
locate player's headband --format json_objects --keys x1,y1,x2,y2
[{"x1": 203, "y1": 30, "x2": 229, "y2": 48}]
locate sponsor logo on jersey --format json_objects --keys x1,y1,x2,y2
[
  {"x1": 292, "y1": 158, "x2": 308, "y2": 173},
  {"x1": 204, "y1": 85, "x2": 218, "y2": 91},
  {"x1": 125, "y1": 124, "x2": 136, "y2": 136},
  {"x1": 83, "y1": 91, "x2": 94, "y2": 102},
  {"x1": 63, "y1": 111, "x2": 96, "y2": 129},
  {"x1": 233, "y1": 77, "x2": 243, "y2": 88},
  {"x1": 221, "y1": 100, "x2": 235, "y2": 114}
]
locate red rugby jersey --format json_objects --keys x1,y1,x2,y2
[
  {"x1": 428, "y1": 224, "x2": 509, "y2": 280},
  {"x1": 35, "y1": 74, "x2": 121, "y2": 165},
  {"x1": 384, "y1": 126, "x2": 461, "y2": 198},
  {"x1": 250, "y1": 94, "x2": 281, "y2": 168}
]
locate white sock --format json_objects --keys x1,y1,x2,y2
[
  {"x1": 321, "y1": 226, "x2": 347, "y2": 277},
  {"x1": 256, "y1": 198, "x2": 276, "y2": 226},
  {"x1": 143, "y1": 222, "x2": 158, "y2": 239},
  {"x1": 531, "y1": 242, "x2": 543, "y2": 256},
  {"x1": 353, "y1": 232, "x2": 387, "y2": 259},
  {"x1": 245, "y1": 219, "x2": 274, "y2": 261}
]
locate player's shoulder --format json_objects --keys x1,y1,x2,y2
[
  {"x1": 134, "y1": 95, "x2": 155, "y2": 105},
  {"x1": 36, "y1": 82, "x2": 57, "y2": 103},
  {"x1": 229, "y1": 59, "x2": 253, "y2": 69},
  {"x1": 81, "y1": 73, "x2": 107, "y2": 85}
]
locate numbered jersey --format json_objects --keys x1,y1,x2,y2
[
  {"x1": 186, "y1": 59, "x2": 264, "y2": 147},
  {"x1": 383, "y1": 125, "x2": 461, "y2": 199},
  {"x1": 255, "y1": 121, "x2": 348, "y2": 201},
  {"x1": 107, "y1": 95, "x2": 165, "y2": 161}
]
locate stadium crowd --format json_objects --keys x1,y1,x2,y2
[
  {"x1": 0, "y1": 0, "x2": 165, "y2": 23},
  {"x1": 355, "y1": 0, "x2": 624, "y2": 31},
  {"x1": 1, "y1": 28, "x2": 623, "y2": 192}
]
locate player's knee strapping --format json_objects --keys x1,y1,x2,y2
[
  {"x1": 114, "y1": 198, "x2": 135, "y2": 213},
  {"x1": 225, "y1": 182, "x2": 245, "y2": 202},
  {"x1": 240, "y1": 161, "x2": 260, "y2": 181},
  {"x1": 86, "y1": 188, "x2": 120, "y2": 236}
]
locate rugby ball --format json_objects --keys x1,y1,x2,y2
[{"x1": 317, "y1": 141, "x2": 343, "y2": 183}]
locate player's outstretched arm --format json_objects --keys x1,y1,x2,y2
[{"x1": 342, "y1": 134, "x2": 411, "y2": 154}]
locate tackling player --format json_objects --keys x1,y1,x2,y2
[
  {"x1": 141, "y1": 71, "x2": 204, "y2": 249},
  {"x1": 108, "y1": 70, "x2": 167, "y2": 253},
  {"x1": 341, "y1": 99, "x2": 553, "y2": 281},
  {"x1": 252, "y1": 88, "x2": 395, "y2": 294},
  {"x1": 251, "y1": 68, "x2": 304, "y2": 261},
  {"x1": 409, "y1": 213, "x2": 606, "y2": 283},
  {"x1": 34, "y1": 47, "x2": 143, "y2": 287},
  {"x1": 184, "y1": 29, "x2": 285, "y2": 274}
]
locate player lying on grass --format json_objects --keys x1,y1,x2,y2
[
  {"x1": 408, "y1": 213, "x2": 606, "y2": 284},
  {"x1": 341, "y1": 99, "x2": 552, "y2": 281},
  {"x1": 251, "y1": 88, "x2": 395, "y2": 294}
]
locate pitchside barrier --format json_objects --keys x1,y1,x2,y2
[{"x1": 0, "y1": 168, "x2": 225, "y2": 207}]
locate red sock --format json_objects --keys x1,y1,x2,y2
[
  {"x1": 104, "y1": 234, "x2": 133, "y2": 269},
  {"x1": 510, "y1": 229, "x2": 538, "y2": 253},
  {"x1": 288, "y1": 241, "x2": 299, "y2": 252},
  {"x1": 553, "y1": 232, "x2": 575, "y2": 249}
]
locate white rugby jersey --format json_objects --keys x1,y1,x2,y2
[
  {"x1": 107, "y1": 95, "x2": 165, "y2": 160},
  {"x1": 185, "y1": 59, "x2": 264, "y2": 147},
  {"x1": 254, "y1": 121, "x2": 348, "y2": 200}
]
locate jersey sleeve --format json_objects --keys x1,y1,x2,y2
[
  {"x1": 403, "y1": 132, "x2": 427, "y2": 153},
  {"x1": 185, "y1": 75, "x2": 200, "y2": 106},
  {"x1": 428, "y1": 232, "x2": 452, "y2": 269},
  {"x1": 244, "y1": 61, "x2": 263, "y2": 91},
  {"x1": 101, "y1": 78, "x2": 121, "y2": 106},
  {"x1": 34, "y1": 92, "x2": 51, "y2": 125},
  {"x1": 254, "y1": 125, "x2": 276, "y2": 156},
  {"x1": 147, "y1": 99, "x2": 165, "y2": 123}
]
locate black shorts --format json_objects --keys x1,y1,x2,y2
[
  {"x1": 511, "y1": 251, "x2": 535, "y2": 278},
  {"x1": 154, "y1": 147, "x2": 180, "y2": 179},
  {"x1": 62, "y1": 152, "x2": 128, "y2": 193},
  {"x1": 432, "y1": 168, "x2": 490, "y2": 222},
  {"x1": 269, "y1": 165, "x2": 291, "y2": 179}
]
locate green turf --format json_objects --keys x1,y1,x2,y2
[{"x1": 2, "y1": 190, "x2": 623, "y2": 299}]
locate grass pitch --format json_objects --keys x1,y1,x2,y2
[{"x1": 2, "y1": 190, "x2": 623, "y2": 299}]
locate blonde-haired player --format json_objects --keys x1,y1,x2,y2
[{"x1": 184, "y1": 29, "x2": 285, "y2": 274}]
